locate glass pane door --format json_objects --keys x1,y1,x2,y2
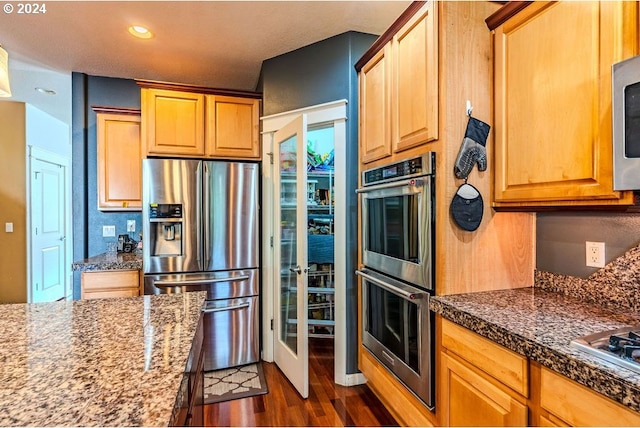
[{"x1": 273, "y1": 114, "x2": 309, "y2": 398}]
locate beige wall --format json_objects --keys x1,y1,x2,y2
[{"x1": 0, "y1": 102, "x2": 27, "y2": 303}]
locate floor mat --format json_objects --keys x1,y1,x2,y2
[{"x1": 203, "y1": 362, "x2": 268, "y2": 404}]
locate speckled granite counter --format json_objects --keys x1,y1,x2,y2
[
  {"x1": 72, "y1": 251, "x2": 143, "y2": 271},
  {"x1": 0, "y1": 292, "x2": 206, "y2": 426},
  {"x1": 431, "y1": 287, "x2": 640, "y2": 413}
]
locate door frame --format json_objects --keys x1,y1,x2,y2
[
  {"x1": 262, "y1": 99, "x2": 363, "y2": 386},
  {"x1": 27, "y1": 146, "x2": 72, "y2": 302}
]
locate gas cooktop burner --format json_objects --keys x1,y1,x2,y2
[{"x1": 571, "y1": 326, "x2": 640, "y2": 374}]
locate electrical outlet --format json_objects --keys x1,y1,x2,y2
[
  {"x1": 585, "y1": 241, "x2": 605, "y2": 268},
  {"x1": 102, "y1": 225, "x2": 116, "y2": 237},
  {"x1": 127, "y1": 220, "x2": 136, "y2": 232}
]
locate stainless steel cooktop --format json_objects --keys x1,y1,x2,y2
[{"x1": 571, "y1": 326, "x2": 640, "y2": 374}]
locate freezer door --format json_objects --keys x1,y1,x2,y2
[
  {"x1": 142, "y1": 159, "x2": 202, "y2": 274},
  {"x1": 203, "y1": 161, "x2": 259, "y2": 271}
]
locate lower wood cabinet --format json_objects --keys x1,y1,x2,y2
[
  {"x1": 440, "y1": 318, "x2": 528, "y2": 427},
  {"x1": 81, "y1": 270, "x2": 140, "y2": 300},
  {"x1": 537, "y1": 365, "x2": 640, "y2": 427},
  {"x1": 439, "y1": 317, "x2": 640, "y2": 427}
]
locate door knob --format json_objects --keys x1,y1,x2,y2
[{"x1": 289, "y1": 265, "x2": 302, "y2": 275}]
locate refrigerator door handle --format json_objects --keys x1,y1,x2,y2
[
  {"x1": 196, "y1": 162, "x2": 205, "y2": 270},
  {"x1": 202, "y1": 162, "x2": 211, "y2": 269},
  {"x1": 202, "y1": 302, "x2": 250, "y2": 314},
  {"x1": 154, "y1": 275, "x2": 251, "y2": 287}
]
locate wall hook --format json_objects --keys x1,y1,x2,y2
[{"x1": 466, "y1": 100, "x2": 473, "y2": 117}]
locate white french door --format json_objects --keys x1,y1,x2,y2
[{"x1": 273, "y1": 114, "x2": 309, "y2": 398}]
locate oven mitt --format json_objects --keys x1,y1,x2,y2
[
  {"x1": 454, "y1": 116, "x2": 491, "y2": 179},
  {"x1": 450, "y1": 183, "x2": 483, "y2": 231}
]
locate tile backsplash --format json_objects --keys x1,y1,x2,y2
[{"x1": 535, "y1": 244, "x2": 640, "y2": 313}]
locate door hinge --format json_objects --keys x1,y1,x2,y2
[
  {"x1": 270, "y1": 236, "x2": 274, "y2": 247},
  {"x1": 267, "y1": 152, "x2": 274, "y2": 165},
  {"x1": 270, "y1": 319, "x2": 274, "y2": 330}
]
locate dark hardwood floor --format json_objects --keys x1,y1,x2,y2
[{"x1": 204, "y1": 339, "x2": 398, "y2": 427}]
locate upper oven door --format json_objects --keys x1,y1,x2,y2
[{"x1": 358, "y1": 175, "x2": 434, "y2": 291}]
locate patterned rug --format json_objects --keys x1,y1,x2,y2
[{"x1": 203, "y1": 363, "x2": 268, "y2": 404}]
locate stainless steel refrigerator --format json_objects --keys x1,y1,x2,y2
[{"x1": 142, "y1": 158, "x2": 259, "y2": 371}]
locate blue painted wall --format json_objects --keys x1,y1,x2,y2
[
  {"x1": 259, "y1": 31, "x2": 378, "y2": 375},
  {"x1": 71, "y1": 73, "x2": 141, "y2": 299}
]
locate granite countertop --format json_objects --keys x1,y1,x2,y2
[
  {"x1": 431, "y1": 287, "x2": 640, "y2": 413},
  {"x1": 72, "y1": 251, "x2": 143, "y2": 271},
  {"x1": 0, "y1": 292, "x2": 206, "y2": 426}
]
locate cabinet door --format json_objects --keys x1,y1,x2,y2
[
  {"x1": 392, "y1": 1, "x2": 438, "y2": 153},
  {"x1": 493, "y1": 1, "x2": 635, "y2": 205},
  {"x1": 142, "y1": 88, "x2": 205, "y2": 156},
  {"x1": 205, "y1": 95, "x2": 260, "y2": 159},
  {"x1": 96, "y1": 112, "x2": 142, "y2": 210},
  {"x1": 441, "y1": 352, "x2": 528, "y2": 427},
  {"x1": 359, "y1": 45, "x2": 392, "y2": 163}
]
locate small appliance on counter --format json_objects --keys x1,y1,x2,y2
[{"x1": 117, "y1": 234, "x2": 138, "y2": 253}]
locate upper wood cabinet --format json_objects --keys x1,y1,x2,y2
[
  {"x1": 205, "y1": 95, "x2": 260, "y2": 158},
  {"x1": 95, "y1": 108, "x2": 142, "y2": 211},
  {"x1": 358, "y1": 1, "x2": 438, "y2": 164},
  {"x1": 490, "y1": 1, "x2": 637, "y2": 208},
  {"x1": 142, "y1": 88, "x2": 206, "y2": 156},
  {"x1": 139, "y1": 82, "x2": 261, "y2": 159}
]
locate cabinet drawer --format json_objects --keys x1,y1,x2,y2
[
  {"x1": 441, "y1": 318, "x2": 528, "y2": 396},
  {"x1": 540, "y1": 367, "x2": 640, "y2": 426},
  {"x1": 81, "y1": 270, "x2": 140, "y2": 299}
]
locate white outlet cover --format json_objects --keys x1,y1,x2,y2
[
  {"x1": 585, "y1": 241, "x2": 605, "y2": 268},
  {"x1": 103, "y1": 225, "x2": 116, "y2": 237},
  {"x1": 127, "y1": 220, "x2": 136, "y2": 232}
]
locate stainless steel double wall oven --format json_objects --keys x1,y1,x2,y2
[{"x1": 356, "y1": 152, "x2": 435, "y2": 409}]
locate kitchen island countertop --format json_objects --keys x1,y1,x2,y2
[
  {"x1": 72, "y1": 251, "x2": 142, "y2": 271},
  {"x1": 0, "y1": 292, "x2": 206, "y2": 426},
  {"x1": 431, "y1": 287, "x2": 640, "y2": 413}
]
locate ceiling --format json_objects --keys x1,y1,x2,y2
[{"x1": 0, "y1": 1, "x2": 410, "y2": 123}]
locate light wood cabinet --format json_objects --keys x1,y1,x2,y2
[
  {"x1": 358, "y1": 1, "x2": 438, "y2": 164},
  {"x1": 139, "y1": 82, "x2": 261, "y2": 159},
  {"x1": 142, "y1": 88, "x2": 206, "y2": 157},
  {"x1": 359, "y1": 46, "x2": 391, "y2": 163},
  {"x1": 81, "y1": 270, "x2": 140, "y2": 300},
  {"x1": 95, "y1": 108, "x2": 142, "y2": 211},
  {"x1": 440, "y1": 318, "x2": 528, "y2": 427},
  {"x1": 356, "y1": 2, "x2": 535, "y2": 425},
  {"x1": 490, "y1": 1, "x2": 637, "y2": 207},
  {"x1": 205, "y1": 95, "x2": 260, "y2": 159},
  {"x1": 537, "y1": 366, "x2": 640, "y2": 427}
]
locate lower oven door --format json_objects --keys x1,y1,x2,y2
[
  {"x1": 357, "y1": 268, "x2": 433, "y2": 409},
  {"x1": 202, "y1": 296, "x2": 259, "y2": 371}
]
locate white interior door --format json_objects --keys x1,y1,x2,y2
[
  {"x1": 30, "y1": 155, "x2": 67, "y2": 303},
  {"x1": 273, "y1": 114, "x2": 309, "y2": 398}
]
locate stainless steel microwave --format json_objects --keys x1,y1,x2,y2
[{"x1": 612, "y1": 55, "x2": 640, "y2": 190}]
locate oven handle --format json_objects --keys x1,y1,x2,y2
[
  {"x1": 154, "y1": 275, "x2": 250, "y2": 287},
  {"x1": 355, "y1": 178, "x2": 424, "y2": 194},
  {"x1": 356, "y1": 270, "x2": 423, "y2": 301}
]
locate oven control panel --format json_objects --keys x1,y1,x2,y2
[{"x1": 362, "y1": 152, "x2": 435, "y2": 186}]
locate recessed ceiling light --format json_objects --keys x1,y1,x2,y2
[
  {"x1": 35, "y1": 87, "x2": 56, "y2": 95},
  {"x1": 128, "y1": 25, "x2": 153, "y2": 39}
]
